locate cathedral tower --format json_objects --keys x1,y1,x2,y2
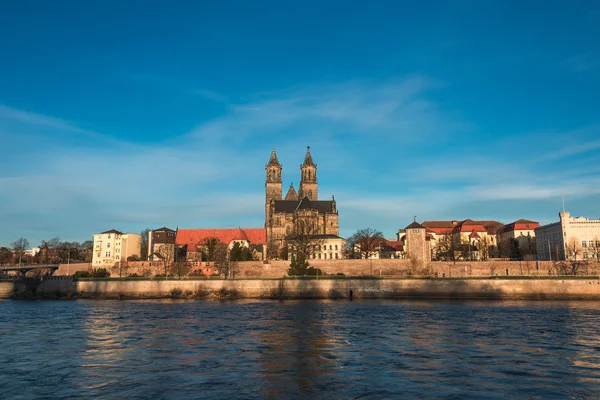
[
  {"x1": 265, "y1": 148, "x2": 283, "y2": 227},
  {"x1": 298, "y1": 146, "x2": 318, "y2": 200}
]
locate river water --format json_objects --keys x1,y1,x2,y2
[{"x1": 1, "y1": 300, "x2": 599, "y2": 399}]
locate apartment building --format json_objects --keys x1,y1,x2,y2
[{"x1": 91, "y1": 229, "x2": 142, "y2": 268}]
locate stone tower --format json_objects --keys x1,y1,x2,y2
[
  {"x1": 405, "y1": 219, "x2": 430, "y2": 266},
  {"x1": 298, "y1": 146, "x2": 318, "y2": 200},
  {"x1": 265, "y1": 148, "x2": 282, "y2": 227}
]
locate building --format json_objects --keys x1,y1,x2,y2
[
  {"x1": 265, "y1": 147, "x2": 339, "y2": 259},
  {"x1": 497, "y1": 219, "x2": 540, "y2": 257},
  {"x1": 24, "y1": 247, "x2": 40, "y2": 257},
  {"x1": 91, "y1": 230, "x2": 142, "y2": 268},
  {"x1": 421, "y1": 219, "x2": 503, "y2": 260},
  {"x1": 536, "y1": 212, "x2": 600, "y2": 261},
  {"x1": 176, "y1": 228, "x2": 267, "y2": 261},
  {"x1": 148, "y1": 227, "x2": 177, "y2": 261},
  {"x1": 288, "y1": 234, "x2": 346, "y2": 260},
  {"x1": 403, "y1": 220, "x2": 431, "y2": 264}
]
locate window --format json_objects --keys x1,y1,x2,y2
[
  {"x1": 116, "y1": 255, "x2": 120, "y2": 260},
  {"x1": 335, "y1": 245, "x2": 338, "y2": 250},
  {"x1": 335, "y1": 253, "x2": 339, "y2": 259},
  {"x1": 590, "y1": 241, "x2": 594, "y2": 248},
  {"x1": 107, "y1": 234, "x2": 111, "y2": 239},
  {"x1": 107, "y1": 243, "x2": 111, "y2": 248},
  {"x1": 97, "y1": 252, "x2": 101, "y2": 257},
  {"x1": 330, "y1": 253, "x2": 333, "y2": 259},
  {"x1": 582, "y1": 241, "x2": 587, "y2": 248},
  {"x1": 329, "y1": 245, "x2": 332, "y2": 250},
  {"x1": 583, "y1": 252, "x2": 588, "y2": 259},
  {"x1": 318, "y1": 254, "x2": 321, "y2": 259},
  {"x1": 105, "y1": 252, "x2": 111, "y2": 257}
]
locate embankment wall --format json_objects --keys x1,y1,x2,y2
[{"x1": 37, "y1": 277, "x2": 600, "y2": 300}]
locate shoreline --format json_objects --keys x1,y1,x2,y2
[{"x1": 3, "y1": 277, "x2": 600, "y2": 300}]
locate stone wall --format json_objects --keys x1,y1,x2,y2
[
  {"x1": 54, "y1": 263, "x2": 91, "y2": 276},
  {"x1": 37, "y1": 277, "x2": 600, "y2": 300},
  {"x1": 232, "y1": 259, "x2": 600, "y2": 278}
]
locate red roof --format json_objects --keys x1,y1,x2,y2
[
  {"x1": 499, "y1": 219, "x2": 540, "y2": 233},
  {"x1": 383, "y1": 240, "x2": 404, "y2": 251},
  {"x1": 176, "y1": 228, "x2": 266, "y2": 247}
]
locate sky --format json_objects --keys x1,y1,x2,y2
[{"x1": 1, "y1": 0, "x2": 600, "y2": 247}]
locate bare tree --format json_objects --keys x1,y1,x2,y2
[
  {"x1": 155, "y1": 244, "x2": 176, "y2": 277},
  {"x1": 201, "y1": 237, "x2": 227, "y2": 262},
  {"x1": 140, "y1": 228, "x2": 150, "y2": 261},
  {"x1": 286, "y1": 218, "x2": 324, "y2": 260},
  {"x1": 170, "y1": 260, "x2": 191, "y2": 278},
  {"x1": 347, "y1": 228, "x2": 384, "y2": 259},
  {"x1": 479, "y1": 236, "x2": 490, "y2": 261},
  {"x1": 566, "y1": 237, "x2": 582, "y2": 261},
  {"x1": 435, "y1": 234, "x2": 458, "y2": 261},
  {"x1": 590, "y1": 237, "x2": 600, "y2": 262},
  {"x1": 11, "y1": 238, "x2": 29, "y2": 266}
]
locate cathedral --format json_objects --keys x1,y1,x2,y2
[{"x1": 265, "y1": 147, "x2": 340, "y2": 258}]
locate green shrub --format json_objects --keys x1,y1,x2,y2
[
  {"x1": 73, "y1": 271, "x2": 90, "y2": 278},
  {"x1": 90, "y1": 268, "x2": 110, "y2": 278}
]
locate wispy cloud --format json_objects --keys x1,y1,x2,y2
[{"x1": 190, "y1": 76, "x2": 466, "y2": 143}]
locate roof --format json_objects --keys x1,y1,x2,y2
[
  {"x1": 273, "y1": 198, "x2": 335, "y2": 214},
  {"x1": 176, "y1": 228, "x2": 266, "y2": 247},
  {"x1": 101, "y1": 229, "x2": 123, "y2": 235},
  {"x1": 284, "y1": 183, "x2": 298, "y2": 201},
  {"x1": 498, "y1": 219, "x2": 540, "y2": 233},
  {"x1": 302, "y1": 146, "x2": 316, "y2": 167},
  {"x1": 405, "y1": 221, "x2": 426, "y2": 230},
  {"x1": 266, "y1": 148, "x2": 281, "y2": 167},
  {"x1": 382, "y1": 240, "x2": 403, "y2": 251},
  {"x1": 423, "y1": 219, "x2": 504, "y2": 235},
  {"x1": 311, "y1": 234, "x2": 345, "y2": 240},
  {"x1": 153, "y1": 227, "x2": 175, "y2": 232}
]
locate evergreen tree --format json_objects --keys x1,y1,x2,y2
[{"x1": 288, "y1": 253, "x2": 309, "y2": 276}]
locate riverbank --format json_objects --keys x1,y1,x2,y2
[{"x1": 1, "y1": 276, "x2": 595, "y2": 300}]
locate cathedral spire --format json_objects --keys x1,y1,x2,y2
[
  {"x1": 301, "y1": 146, "x2": 316, "y2": 167},
  {"x1": 267, "y1": 148, "x2": 281, "y2": 167}
]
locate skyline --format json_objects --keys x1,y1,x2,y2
[{"x1": 1, "y1": 1, "x2": 600, "y2": 247}]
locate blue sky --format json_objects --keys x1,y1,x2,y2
[{"x1": 1, "y1": 1, "x2": 600, "y2": 247}]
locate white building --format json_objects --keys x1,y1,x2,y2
[
  {"x1": 24, "y1": 247, "x2": 41, "y2": 257},
  {"x1": 535, "y1": 212, "x2": 600, "y2": 261},
  {"x1": 91, "y1": 229, "x2": 142, "y2": 268}
]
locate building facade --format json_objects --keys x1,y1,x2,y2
[
  {"x1": 536, "y1": 212, "x2": 600, "y2": 261},
  {"x1": 265, "y1": 147, "x2": 339, "y2": 259},
  {"x1": 148, "y1": 227, "x2": 177, "y2": 261},
  {"x1": 92, "y1": 229, "x2": 142, "y2": 268}
]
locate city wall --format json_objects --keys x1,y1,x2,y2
[
  {"x1": 35, "y1": 277, "x2": 600, "y2": 300},
  {"x1": 49, "y1": 260, "x2": 600, "y2": 279}
]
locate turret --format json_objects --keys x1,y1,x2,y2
[
  {"x1": 298, "y1": 146, "x2": 318, "y2": 200},
  {"x1": 265, "y1": 149, "x2": 282, "y2": 227}
]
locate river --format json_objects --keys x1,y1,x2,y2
[{"x1": 1, "y1": 299, "x2": 599, "y2": 399}]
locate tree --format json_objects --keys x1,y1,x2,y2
[
  {"x1": 229, "y1": 242, "x2": 254, "y2": 261},
  {"x1": 139, "y1": 229, "x2": 150, "y2": 261},
  {"x1": 566, "y1": 237, "x2": 582, "y2": 261},
  {"x1": 170, "y1": 260, "x2": 191, "y2": 278},
  {"x1": 347, "y1": 228, "x2": 384, "y2": 259},
  {"x1": 155, "y1": 244, "x2": 176, "y2": 277},
  {"x1": 288, "y1": 253, "x2": 310, "y2": 276},
  {"x1": 202, "y1": 237, "x2": 226, "y2": 262},
  {"x1": 435, "y1": 234, "x2": 458, "y2": 261},
  {"x1": 0, "y1": 247, "x2": 12, "y2": 266},
  {"x1": 285, "y1": 218, "x2": 324, "y2": 260},
  {"x1": 11, "y1": 238, "x2": 29, "y2": 266},
  {"x1": 590, "y1": 237, "x2": 600, "y2": 262},
  {"x1": 479, "y1": 236, "x2": 490, "y2": 261}
]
